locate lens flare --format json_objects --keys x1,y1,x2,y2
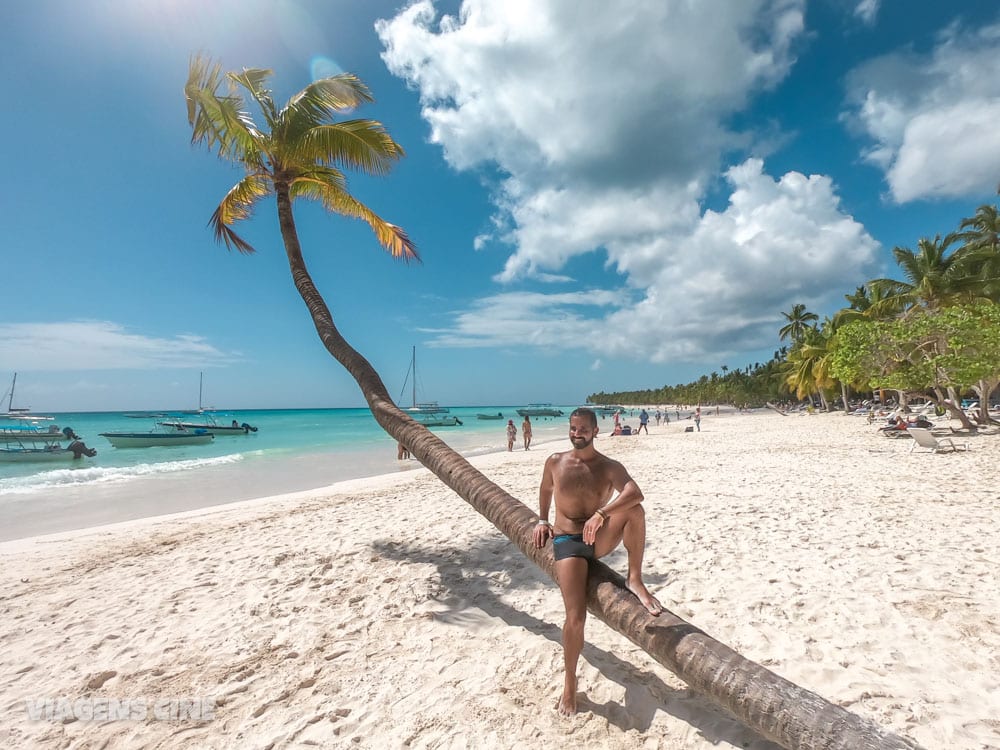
[{"x1": 310, "y1": 56, "x2": 344, "y2": 81}]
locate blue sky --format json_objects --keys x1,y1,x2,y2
[{"x1": 3, "y1": 0, "x2": 1000, "y2": 412}]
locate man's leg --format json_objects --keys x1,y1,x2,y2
[
  {"x1": 554, "y1": 557, "x2": 589, "y2": 716},
  {"x1": 594, "y1": 506, "x2": 662, "y2": 616}
]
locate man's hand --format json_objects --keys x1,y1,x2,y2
[
  {"x1": 582, "y1": 512, "x2": 605, "y2": 545},
  {"x1": 533, "y1": 522, "x2": 553, "y2": 548}
]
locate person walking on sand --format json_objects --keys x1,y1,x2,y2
[
  {"x1": 522, "y1": 414, "x2": 533, "y2": 450},
  {"x1": 694, "y1": 405, "x2": 701, "y2": 432},
  {"x1": 506, "y1": 419, "x2": 517, "y2": 452},
  {"x1": 533, "y1": 407, "x2": 663, "y2": 717},
  {"x1": 637, "y1": 408, "x2": 649, "y2": 434}
]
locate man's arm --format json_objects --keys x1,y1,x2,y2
[
  {"x1": 582, "y1": 459, "x2": 643, "y2": 544},
  {"x1": 533, "y1": 455, "x2": 557, "y2": 548}
]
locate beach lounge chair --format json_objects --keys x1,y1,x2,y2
[{"x1": 906, "y1": 427, "x2": 969, "y2": 454}]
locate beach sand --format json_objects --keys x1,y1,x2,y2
[{"x1": 1, "y1": 410, "x2": 997, "y2": 749}]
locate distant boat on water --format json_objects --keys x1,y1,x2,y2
[
  {"x1": 477, "y1": 412, "x2": 504, "y2": 420},
  {"x1": 1, "y1": 373, "x2": 54, "y2": 421},
  {"x1": 100, "y1": 423, "x2": 214, "y2": 448},
  {"x1": 0, "y1": 440, "x2": 97, "y2": 463},
  {"x1": 516, "y1": 404, "x2": 564, "y2": 417},
  {"x1": 157, "y1": 373, "x2": 258, "y2": 435},
  {"x1": 399, "y1": 347, "x2": 461, "y2": 426}
]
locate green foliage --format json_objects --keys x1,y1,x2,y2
[{"x1": 830, "y1": 303, "x2": 1000, "y2": 393}]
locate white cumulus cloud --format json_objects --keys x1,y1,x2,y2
[
  {"x1": 378, "y1": 1, "x2": 882, "y2": 362},
  {"x1": 844, "y1": 20, "x2": 1000, "y2": 202}
]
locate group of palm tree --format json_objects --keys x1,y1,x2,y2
[{"x1": 778, "y1": 208, "x2": 1000, "y2": 425}]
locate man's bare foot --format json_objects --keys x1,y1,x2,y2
[
  {"x1": 557, "y1": 672, "x2": 579, "y2": 716},
  {"x1": 556, "y1": 692, "x2": 577, "y2": 716},
  {"x1": 626, "y1": 579, "x2": 663, "y2": 616}
]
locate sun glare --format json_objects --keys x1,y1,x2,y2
[{"x1": 310, "y1": 56, "x2": 345, "y2": 81}]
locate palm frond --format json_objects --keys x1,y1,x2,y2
[
  {"x1": 228, "y1": 67, "x2": 279, "y2": 127},
  {"x1": 294, "y1": 177, "x2": 419, "y2": 262},
  {"x1": 185, "y1": 55, "x2": 264, "y2": 164},
  {"x1": 297, "y1": 121, "x2": 405, "y2": 175},
  {"x1": 275, "y1": 76, "x2": 378, "y2": 149},
  {"x1": 209, "y1": 174, "x2": 273, "y2": 254},
  {"x1": 289, "y1": 74, "x2": 373, "y2": 116}
]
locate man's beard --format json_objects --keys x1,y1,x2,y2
[{"x1": 570, "y1": 435, "x2": 593, "y2": 449}]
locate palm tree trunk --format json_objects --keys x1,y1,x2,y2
[{"x1": 272, "y1": 188, "x2": 921, "y2": 749}]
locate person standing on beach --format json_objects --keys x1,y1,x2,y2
[
  {"x1": 533, "y1": 407, "x2": 662, "y2": 717},
  {"x1": 637, "y1": 408, "x2": 649, "y2": 434},
  {"x1": 694, "y1": 406, "x2": 701, "y2": 432},
  {"x1": 506, "y1": 419, "x2": 517, "y2": 451},
  {"x1": 522, "y1": 414, "x2": 533, "y2": 450}
]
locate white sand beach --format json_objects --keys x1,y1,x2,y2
[{"x1": 1, "y1": 410, "x2": 997, "y2": 749}]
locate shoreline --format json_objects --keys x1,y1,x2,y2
[{"x1": 1, "y1": 410, "x2": 996, "y2": 749}]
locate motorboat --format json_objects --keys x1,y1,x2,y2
[
  {"x1": 0, "y1": 442, "x2": 97, "y2": 463},
  {"x1": 0, "y1": 424, "x2": 76, "y2": 443},
  {"x1": 1, "y1": 430, "x2": 97, "y2": 463},
  {"x1": 416, "y1": 414, "x2": 463, "y2": 427},
  {"x1": 157, "y1": 416, "x2": 258, "y2": 435},
  {"x1": 516, "y1": 404, "x2": 564, "y2": 418},
  {"x1": 406, "y1": 402, "x2": 450, "y2": 414},
  {"x1": 157, "y1": 373, "x2": 258, "y2": 434},
  {"x1": 99, "y1": 427, "x2": 214, "y2": 448},
  {"x1": 476, "y1": 412, "x2": 505, "y2": 420}
]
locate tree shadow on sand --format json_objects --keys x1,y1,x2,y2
[{"x1": 373, "y1": 533, "x2": 782, "y2": 750}]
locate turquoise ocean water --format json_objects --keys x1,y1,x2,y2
[{"x1": 0, "y1": 406, "x2": 587, "y2": 541}]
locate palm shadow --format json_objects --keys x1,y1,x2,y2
[{"x1": 373, "y1": 532, "x2": 781, "y2": 749}]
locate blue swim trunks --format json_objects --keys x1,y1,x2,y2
[{"x1": 552, "y1": 533, "x2": 595, "y2": 561}]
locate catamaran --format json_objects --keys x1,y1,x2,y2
[{"x1": 398, "y1": 347, "x2": 461, "y2": 426}]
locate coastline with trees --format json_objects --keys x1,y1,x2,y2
[{"x1": 589, "y1": 202, "x2": 1000, "y2": 429}]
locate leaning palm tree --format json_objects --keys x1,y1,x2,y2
[{"x1": 185, "y1": 56, "x2": 917, "y2": 750}]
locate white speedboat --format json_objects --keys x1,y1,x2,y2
[
  {"x1": 0, "y1": 444, "x2": 96, "y2": 463},
  {"x1": 516, "y1": 404, "x2": 564, "y2": 417},
  {"x1": 157, "y1": 417, "x2": 258, "y2": 435},
  {"x1": 416, "y1": 414, "x2": 463, "y2": 427},
  {"x1": 0, "y1": 424, "x2": 70, "y2": 443},
  {"x1": 1, "y1": 432, "x2": 97, "y2": 463},
  {"x1": 100, "y1": 428, "x2": 214, "y2": 448},
  {"x1": 158, "y1": 373, "x2": 259, "y2": 434}
]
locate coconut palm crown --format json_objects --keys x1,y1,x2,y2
[{"x1": 184, "y1": 54, "x2": 418, "y2": 261}]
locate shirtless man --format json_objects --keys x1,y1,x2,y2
[{"x1": 533, "y1": 407, "x2": 662, "y2": 716}]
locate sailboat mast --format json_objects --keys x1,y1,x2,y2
[
  {"x1": 7, "y1": 372, "x2": 15, "y2": 412},
  {"x1": 198, "y1": 372, "x2": 203, "y2": 412},
  {"x1": 411, "y1": 346, "x2": 416, "y2": 409}
]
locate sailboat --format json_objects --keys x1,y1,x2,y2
[
  {"x1": 399, "y1": 347, "x2": 462, "y2": 427},
  {"x1": 158, "y1": 372, "x2": 259, "y2": 435},
  {"x1": 2, "y1": 372, "x2": 54, "y2": 421}
]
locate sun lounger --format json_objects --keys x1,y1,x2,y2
[{"x1": 906, "y1": 427, "x2": 969, "y2": 454}]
